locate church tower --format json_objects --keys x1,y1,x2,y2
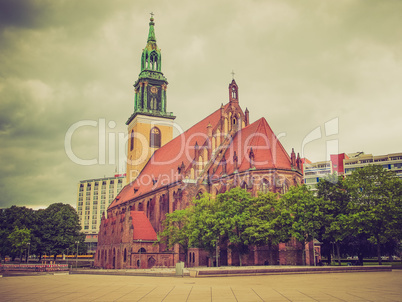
[{"x1": 126, "y1": 14, "x2": 175, "y2": 182}]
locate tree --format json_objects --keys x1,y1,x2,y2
[
  {"x1": 0, "y1": 206, "x2": 36, "y2": 261},
  {"x1": 280, "y1": 185, "x2": 322, "y2": 265},
  {"x1": 188, "y1": 193, "x2": 221, "y2": 266},
  {"x1": 0, "y1": 203, "x2": 85, "y2": 261},
  {"x1": 316, "y1": 174, "x2": 351, "y2": 265},
  {"x1": 244, "y1": 191, "x2": 290, "y2": 265},
  {"x1": 36, "y1": 203, "x2": 84, "y2": 260},
  {"x1": 214, "y1": 188, "x2": 254, "y2": 266},
  {"x1": 159, "y1": 208, "x2": 193, "y2": 264},
  {"x1": 346, "y1": 165, "x2": 402, "y2": 265},
  {"x1": 8, "y1": 226, "x2": 31, "y2": 263}
]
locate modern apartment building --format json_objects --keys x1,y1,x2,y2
[
  {"x1": 303, "y1": 154, "x2": 348, "y2": 190},
  {"x1": 77, "y1": 174, "x2": 127, "y2": 252},
  {"x1": 303, "y1": 152, "x2": 402, "y2": 190},
  {"x1": 344, "y1": 152, "x2": 402, "y2": 177}
]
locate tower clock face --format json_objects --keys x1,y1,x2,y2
[
  {"x1": 150, "y1": 86, "x2": 158, "y2": 94},
  {"x1": 148, "y1": 85, "x2": 161, "y2": 111}
]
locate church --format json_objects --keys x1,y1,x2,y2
[{"x1": 94, "y1": 16, "x2": 313, "y2": 269}]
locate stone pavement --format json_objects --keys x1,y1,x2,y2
[{"x1": 0, "y1": 270, "x2": 401, "y2": 301}]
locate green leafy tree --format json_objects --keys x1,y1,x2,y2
[
  {"x1": 188, "y1": 193, "x2": 221, "y2": 266},
  {"x1": 8, "y1": 226, "x2": 31, "y2": 263},
  {"x1": 346, "y1": 165, "x2": 402, "y2": 265},
  {"x1": 36, "y1": 203, "x2": 84, "y2": 260},
  {"x1": 0, "y1": 206, "x2": 36, "y2": 261},
  {"x1": 316, "y1": 174, "x2": 351, "y2": 265},
  {"x1": 342, "y1": 233, "x2": 377, "y2": 264},
  {"x1": 244, "y1": 191, "x2": 290, "y2": 265},
  {"x1": 159, "y1": 208, "x2": 193, "y2": 264},
  {"x1": 215, "y1": 188, "x2": 253, "y2": 266},
  {"x1": 280, "y1": 185, "x2": 322, "y2": 265}
]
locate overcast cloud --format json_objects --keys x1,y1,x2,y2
[{"x1": 0, "y1": 0, "x2": 401, "y2": 209}]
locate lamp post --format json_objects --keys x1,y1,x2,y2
[
  {"x1": 75, "y1": 241, "x2": 79, "y2": 269},
  {"x1": 139, "y1": 239, "x2": 142, "y2": 269},
  {"x1": 313, "y1": 238, "x2": 316, "y2": 266},
  {"x1": 26, "y1": 242, "x2": 30, "y2": 264}
]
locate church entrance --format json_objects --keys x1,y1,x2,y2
[{"x1": 148, "y1": 256, "x2": 156, "y2": 268}]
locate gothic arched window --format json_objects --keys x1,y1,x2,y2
[
  {"x1": 150, "y1": 127, "x2": 161, "y2": 148},
  {"x1": 150, "y1": 51, "x2": 158, "y2": 70},
  {"x1": 282, "y1": 181, "x2": 289, "y2": 194},
  {"x1": 260, "y1": 178, "x2": 270, "y2": 194}
]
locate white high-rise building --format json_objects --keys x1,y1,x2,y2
[{"x1": 76, "y1": 174, "x2": 127, "y2": 252}]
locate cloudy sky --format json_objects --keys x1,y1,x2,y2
[{"x1": 1, "y1": 0, "x2": 401, "y2": 209}]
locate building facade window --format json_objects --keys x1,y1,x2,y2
[
  {"x1": 260, "y1": 179, "x2": 270, "y2": 194},
  {"x1": 130, "y1": 130, "x2": 134, "y2": 151},
  {"x1": 150, "y1": 127, "x2": 161, "y2": 148}
]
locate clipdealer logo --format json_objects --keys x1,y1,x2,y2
[{"x1": 64, "y1": 117, "x2": 339, "y2": 182}]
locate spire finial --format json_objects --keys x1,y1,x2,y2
[
  {"x1": 147, "y1": 13, "x2": 156, "y2": 42},
  {"x1": 231, "y1": 70, "x2": 235, "y2": 80}
]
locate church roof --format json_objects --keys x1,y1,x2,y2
[
  {"x1": 110, "y1": 102, "x2": 293, "y2": 209},
  {"x1": 100, "y1": 211, "x2": 157, "y2": 241},
  {"x1": 211, "y1": 117, "x2": 292, "y2": 177},
  {"x1": 131, "y1": 211, "x2": 157, "y2": 240}
]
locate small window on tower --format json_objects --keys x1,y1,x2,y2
[
  {"x1": 130, "y1": 130, "x2": 134, "y2": 151},
  {"x1": 150, "y1": 127, "x2": 161, "y2": 148}
]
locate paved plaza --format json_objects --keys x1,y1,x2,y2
[{"x1": 0, "y1": 270, "x2": 401, "y2": 301}]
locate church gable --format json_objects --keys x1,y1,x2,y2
[{"x1": 209, "y1": 118, "x2": 293, "y2": 178}]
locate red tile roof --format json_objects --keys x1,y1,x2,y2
[
  {"x1": 100, "y1": 211, "x2": 157, "y2": 241},
  {"x1": 211, "y1": 118, "x2": 292, "y2": 176},
  {"x1": 130, "y1": 211, "x2": 157, "y2": 240}
]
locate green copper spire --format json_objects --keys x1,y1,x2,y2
[
  {"x1": 140, "y1": 13, "x2": 161, "y2": 72},
  {"x1": 147, "y1": 13, "x2": 156, "y2": 42},
  {"x1": 127, "y1": 14, "x2": 175, "y2": 125}
]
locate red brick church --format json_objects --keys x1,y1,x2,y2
[{"x1": 94, "y1": 16, "x2": 317, "y2": 269}]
